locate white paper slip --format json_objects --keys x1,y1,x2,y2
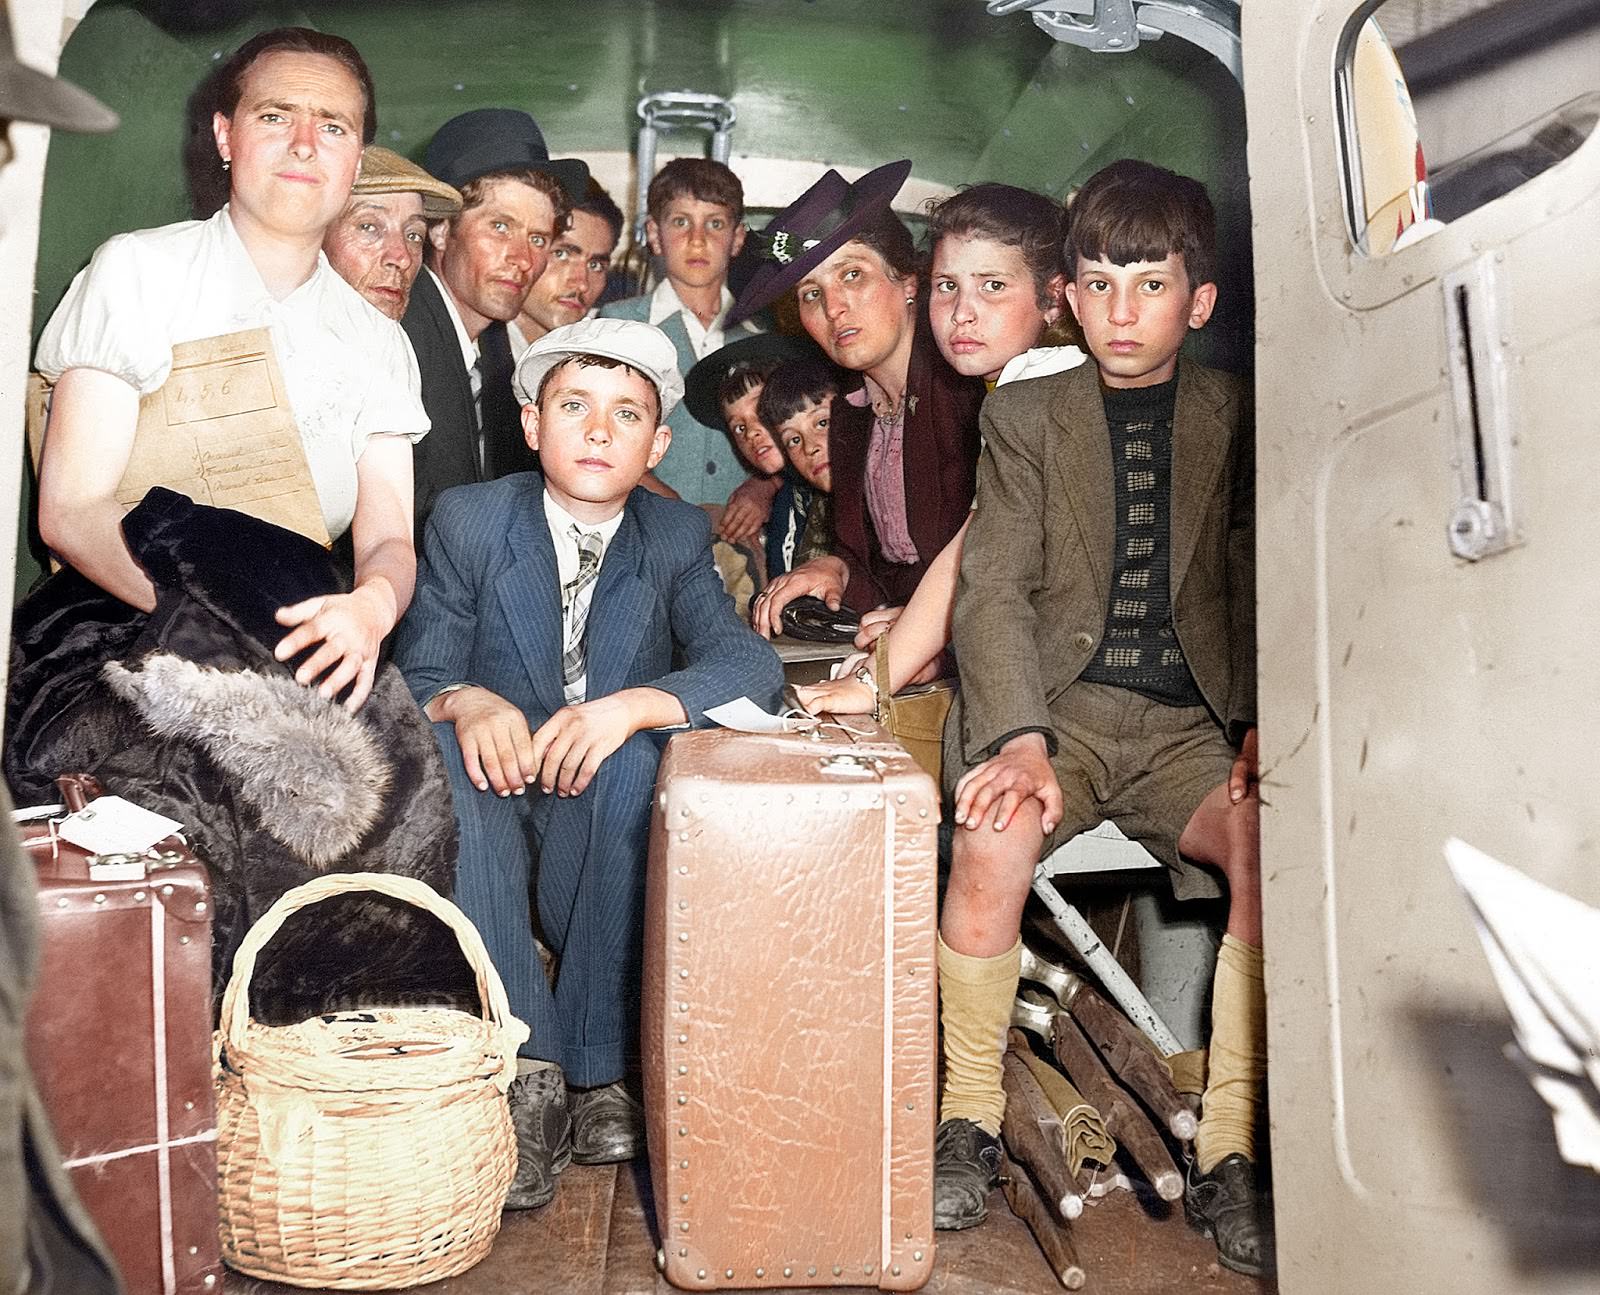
[
  {"x1": 1445, "y1": 837, "x2": 1600, "y2": 1173},
  {"x1": 705, "y1": 697, "x2": 813, "y2": 735},
  {"x1": 57, "y1": 795, "x2": 184, "y2": 857}
]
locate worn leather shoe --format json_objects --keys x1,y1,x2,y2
[
  {"x1": 504, "y1": 1065, "x2": 571, "y2": 1209},
  {"x1": 569, "y1": 1080, "x2": 645, "y2": 1164},
  {"x1": 933, "y1": 1118, "x2": 1001, "y2": 1230},
  {"x1": 1185, "y1": 1153, "x2": 1276, "y2": 1276}
]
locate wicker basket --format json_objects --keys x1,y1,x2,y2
[{"x1": 214, "y1": 873, "x2": 530, "y2": 1289}]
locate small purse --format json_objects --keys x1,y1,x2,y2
[
  {"x1": 874, "y1": 634, "x2": 956, "y2": 786},
  {"x1": 779, "y1": 595, "x2": 862, "y2": 644}
]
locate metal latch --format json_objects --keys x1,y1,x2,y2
[
  {"x1": 818, "y1": 752, "x2": 884, "y2": 778},
  {"x1": 1442, "y1": 253, "x2": 1521, "y2": 561}
]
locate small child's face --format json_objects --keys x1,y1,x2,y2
[
  {"x1": 777, "y1": 398, "x2": 833, "y2": 492},
  {"x1": 930, "y1": 234, "x2": 1062, "y2": 382},
  {"x1": 522, "y1": 358, "x2": 670, "y2": 521},
  {"x1": 647, "y1": 196, "x2": 745, "y2": 293},
  {"x1": 1064, "y1": 252, "x2": 1216, "y2": 389},
  {"x1": 721, "y1": 386, "x2": 785, "y2": 477}
]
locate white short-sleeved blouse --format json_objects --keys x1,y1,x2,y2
[{"x1": 35, "y1": 206, "x2": 430, "y2": 539}]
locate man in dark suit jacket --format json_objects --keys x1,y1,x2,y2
[
  {"x1": 395, "y1": 319, "x2": 782, "y2": 1212},
  {"x1": 404, "y1": 108, "x2": 589, "y2": 544}
]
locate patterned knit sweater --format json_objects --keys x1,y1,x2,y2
[{"x1": 1077, "y1": 374, "x2": 1206, "y2": 708}]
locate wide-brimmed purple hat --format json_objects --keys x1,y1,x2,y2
[{"x1": 726, "y1": 159, "x2": 912, "y2": 328}]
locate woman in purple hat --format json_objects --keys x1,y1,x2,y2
[
  {"x1": 730, "y1": 161, "x2": 986, "y2": 638},
  {"x1": 33, "y1": 27, "x2": 427, "y2": 712}
]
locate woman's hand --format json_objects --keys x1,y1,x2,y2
[
  {"x1": 274, "y1": 583, "x2": 395, "y2": 712},
  {"x1": 794, "y1": 671, "x2": 876, "y2": 717},
  {"x1": 853, "y1": 605, "x2": 903, "y2": 650},
  {"x1": 750, "y1": 555, "x2": 849, "y2": 638}
]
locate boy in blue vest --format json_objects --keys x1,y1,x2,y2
[
  {"x1": 395, "y1": 318, "x2": 782, "y2": 1210},
  {"x1": 599, "y1": 159, "x2": 778, "y2": 542}
]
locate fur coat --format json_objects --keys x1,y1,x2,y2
[{"x1": 6, "y1": 490, "x2": 472, "y2": 1022}]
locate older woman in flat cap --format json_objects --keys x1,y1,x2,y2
[
  {"x1": 323, "y1": 145, "x2": 462, "y2": 321},
  {"x1": 34, "y1": 27, "x2": 427, "y2": 711}
]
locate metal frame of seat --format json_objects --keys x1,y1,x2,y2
[{"x1": 1031, "y1": 821, "x2": 1187, "y2": 1056}]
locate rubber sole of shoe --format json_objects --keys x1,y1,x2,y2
[{"x1": 1184, "y1": 1202, "x2": 1270, "y2": 1278}]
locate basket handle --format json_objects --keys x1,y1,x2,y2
[{"x1": 218, "y1": 873, "x2": 529, "y2": 1090}]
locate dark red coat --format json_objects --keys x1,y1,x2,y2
[{"x1": 828, "y1": 326, "x2": 985, "y2": 610}]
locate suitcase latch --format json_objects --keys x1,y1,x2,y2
[{"x1": 818, "y1": 752, "x2": 883, "y2": 778}]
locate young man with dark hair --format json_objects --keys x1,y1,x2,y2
[
  {"x1": 509, "y1": 179, "x2": 625, "y2": 355},
  {"x1": 934, "y1": 159, "x2": 1271, "y2": 1276},
  {"x1": 600, "y1": 158, "x2": 775, "y2": 541},
  {"x1": 395, "y1": 317, "x2": 782, "y2": 1212},
  {"x1": 404, "y1": 108, "x2": 589, "y2": 543}
]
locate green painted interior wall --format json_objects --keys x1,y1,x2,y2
[{"x1": 20, "y1": 0, "x2": 1250, "y2": 597}]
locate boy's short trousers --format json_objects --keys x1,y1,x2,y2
[{"x1": 954, "y1": 680, "x2": 1236, "y2": 902}]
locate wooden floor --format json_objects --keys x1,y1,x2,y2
[{"x1": 226, "y1": 1159, "x2": 1275, "y2": 1295}]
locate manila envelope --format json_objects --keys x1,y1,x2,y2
[{"x1": 28, "y1": 327, "x2": 330, "y2": 547}]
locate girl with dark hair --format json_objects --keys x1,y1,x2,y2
[
  {"x1": 35, "y1": 27, "x2": 424, "y2": 711},
  {"x1": 795, "y1": 180, "x2": 1085, "y2": 716}
]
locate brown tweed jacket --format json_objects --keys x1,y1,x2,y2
[{"x1": 949, "y1": 359, "x2": 1255, "y2": 771}]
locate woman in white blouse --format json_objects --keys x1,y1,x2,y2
[{"x1": 35, "y1": 28, "x2": 428, "y2": 711}]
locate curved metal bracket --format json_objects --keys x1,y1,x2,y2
[
  {"x1": 632, "y1": 90, "x2": 738, "y2": 244},
  {"x1": 985, "y1": 0, "x2": 1241, "y2": 86}
]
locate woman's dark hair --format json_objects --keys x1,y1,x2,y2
[
  {"x1": 848, "y1": 207, "x2": 918, "y2": 281},
  {"x1": 925, "y1": 182, "x2": 1068, "y2": 308},
  {"x1": 1063, "y1": 159, "x2": 1216, "y2": 289},
  {"x1": 187, "y1": 27, "x2": 376, "y2": 218},
  {"x1": 213, "y1": 28, "x2": 377, "y2": 142},
  {"x1": 716, "y1": 356, "x2": 786, "y2": 417},
  {"x1": 757, "y1": 357, "x2": 839, "y2": 433}
]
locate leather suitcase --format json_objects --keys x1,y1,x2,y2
[
  {"x1": 643, "y1": 725, "x2": 939, "y2": 1291},
  {"x1": 21, "y1": 775, "x2": 223, "y2": 1295}
]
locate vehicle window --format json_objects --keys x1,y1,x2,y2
[{"x1": 1338, "y1": 1, "x2": 1600, "y2": 255}]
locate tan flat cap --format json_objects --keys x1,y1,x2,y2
[{"x1": 352, "y1": 146, "x2": 462, "y2": 220}]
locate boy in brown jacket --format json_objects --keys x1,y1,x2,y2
[{"x1": 934, "y1": 160, "x2": 1270, "y2": 1276}]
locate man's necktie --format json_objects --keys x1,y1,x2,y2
[
  {"x1": 561, "y1": 526, "x2": 604, "y2": 704},
  {"x1": 469, "y1": 351, "x2": 486, "y2": 476}
]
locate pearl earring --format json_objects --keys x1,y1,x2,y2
[{"x1": 221, "y1": 158, "x2": 230, "y2": 171}]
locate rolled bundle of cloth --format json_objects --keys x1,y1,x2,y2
[{"x1": 1014, "y1": 1046, "x2": 1116, "y2": 1177}]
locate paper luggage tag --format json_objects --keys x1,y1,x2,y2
[
  {"x1": 705, "y1": 697, "x2": 815, "y2": 734},
  {"x1": 57, "y1": 795, "x2": 185, "y2": 857}
]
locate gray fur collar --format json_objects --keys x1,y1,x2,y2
[{"x1": 102, "y1": 654, "x2": 392, "y2": 867}]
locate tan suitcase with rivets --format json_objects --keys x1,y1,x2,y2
[{"x1": 643, "y1": 725, "x2": 939, "y2": 1291}]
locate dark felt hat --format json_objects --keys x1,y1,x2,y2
[
  {"x1": 423, "y1": 107, "x2": 588, "y2": 201},
  {"x1": 0, "y1": 13, "x2": 117, "y2": 133},
  {"x1": 725, "y1": 159, "x2": 912, "y2": 328},
  {"x1": 682, "y1": 332, "x2": 825, "y2": 429}
]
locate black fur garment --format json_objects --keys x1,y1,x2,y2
[{"x1": 6, "y1": 490, "x2": 477, "y2": 1023}]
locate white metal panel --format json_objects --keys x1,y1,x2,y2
[{"x1": 1245, "y1": 1, "x2": 1600, "y2": 1289}]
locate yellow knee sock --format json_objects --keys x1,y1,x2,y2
[
  {"x1": 937, "y1": 935, "x2": 1021, "y2": 1137},
  {"x1": 1195, "y1": 933, "x2": 1267, "y2": 1173}
]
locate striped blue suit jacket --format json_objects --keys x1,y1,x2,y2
[{"x1": 394, "y1": 472, "x2": 783, "y2": 730}]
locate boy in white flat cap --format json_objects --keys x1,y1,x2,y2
[{"x1": 395, "y1": 317, "x2": 781, "y2": 1210}]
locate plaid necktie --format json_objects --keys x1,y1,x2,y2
[{"x1": 561, "y1": 526, "x2": 604, "y2": 704}]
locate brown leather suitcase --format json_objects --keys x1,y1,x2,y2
[
  {"x1": 643, "y1": 726, "x2": 939, "y2": 1291},
  {"x1": 21, "y1": 775, "x2": 223, "y2": 1295}
]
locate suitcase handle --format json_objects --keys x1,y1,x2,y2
[
  {"x1": 217, "y1": 873, "x2": 529, "y2": 1091},
  {"x1": 55, "y1": 772, "x2": 105, "y2": 814}
]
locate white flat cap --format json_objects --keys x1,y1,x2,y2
[{"x1": 512, "y1": 317, "x2": 683, "y2": 419}]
